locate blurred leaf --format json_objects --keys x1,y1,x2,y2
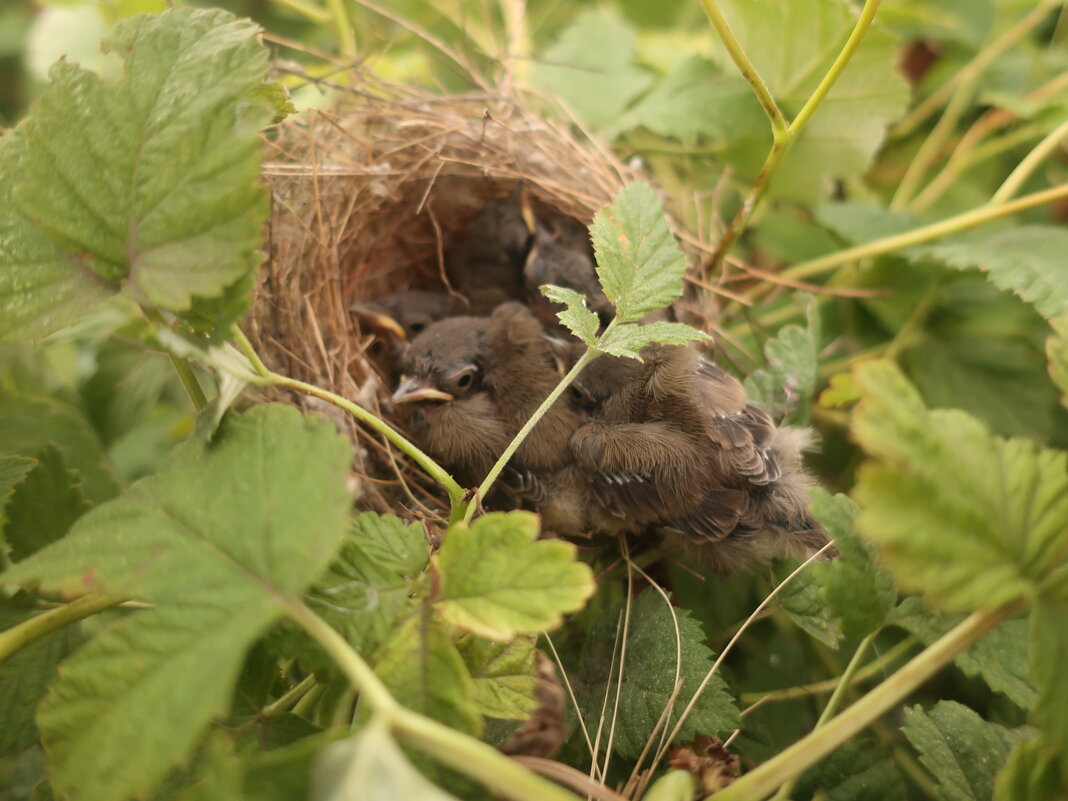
[
  {"x1": 1049, "y1": 316, "x2": 1068, "y2": 411},
  {"x1": 809, "y1": 490, "x2": 897, "y2": 640},
  {"x1": 577, "y1": 590, "x2": 739, "y2": 760},
  {"x1": 994, "y1": 736, "x2": 1067, "y2": 801},
  {"x1": 642, "y1": 769, "x2": 699, "y2": 801},
  {"x1": 819, "y1": 373, "x2": 862, "y2": 409},
  {"x1": 530, "y1": 10, "x2": 652, "y2": 132},
  {"x1": 311, "y1": 721, "x2": 460, "y2": 801},
  {"x1": 598, "y1": 321, "x2": 709, "y2": 360},
  {"x1": 714, "y1": 0, "x2": 910, "y2": 202},
  {"x1": 892, "y1": 599, "x2": 1035, "y2": 709},
  {"x1": 373, "y1": 618, "x2": 482, "y2": 736},
  {"x1": 744, "y1": 303, "x2": 820, "y2": 422},
  {"x1": 591, "y1": 182, "x2": 689, "y2": 323},
  {"x1": 0, "y1": 405, "x2": 353, "y2": 801},
  {"x1": 918, "y1": 228, "x2": 1068, "y2": 320},
  {"x1": 851, "y1": 361, "x2": 1068, "y2": 610},
  {"x1": 0, "y1": 604, "x2": 84, "y2": 755},
  {"x1": 4, "y1": 445, "x2": 91, "y2": 562},
  {"x1": 903, "y1": 701, "x2": 1032, "y2": 801},
  {"x1": 456, "y1": 634, "x2": 539, "y2": 721},
  {"x1": 0, "y1": 129, "x2": 116, "y2": 342},
  {"x1": 15, "y1": 8, "x2": 279, "y2": 339},
  {"x1": 434, "y1": 511, "x2": 594, "y2": 641},
  {"x1": 815, "y1": 202, "x2": 920, "y2": 244},
  {"x1": 0, "y1": 393, "x2": 120, "y2": 505},
  {"x1": 541, "y1": 285, "x2": 600, "y2": 346},
  {"x1": 0, "y1": 455, "x2": 35, "y2": 524},
  {"x1": 794, "y1": 737, "x2": 904, "y2": 801},
  {"x1": 1030, "y1": 597, "x2": 1068, "y2": 767}
]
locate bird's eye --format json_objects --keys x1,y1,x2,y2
[
  {"x1": 457, "y1": 372, "x2": 472, "y2": 388},
  {"x1": 444, "y1": 364, "x2": 479, "y2": 394},
  {"x1": 409, "y1": 321, "x2": 426, "y2": 334}
]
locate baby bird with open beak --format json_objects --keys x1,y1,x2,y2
[{"x1": 391, "y1": 302, "x2": 584, "y2": 488}]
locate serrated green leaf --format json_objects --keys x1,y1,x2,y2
[
  {"x1": 456, "y1": 634, "x2": 539, "y2": 721},
  {"x1": 903, "y1": 701, "x2": 1033, "y2": 801},
  {"x1": 598, "y1": 321, "x2": 709, "y2": 360},
  {"x1": 715, "y1": 0, "x2": 909, "y2": 203},
  {"x1": 0, "y1": 454, "x2": 35, "y2": 524},
  {"x1": 0, "y1": 404, "x2": 352, "y2": 801},
  {"x1": 918, "y1": 228, "x2": 1068, "y2": 320},
  {"x1": 591, "y1": 182, "x2": 689, "y2": 323},
  {"x1": 541, "y1": 284, "x2": 600, "y2": 346},
  {"x1": 1049, "y1": 316, "x2": 1068, "y2": 411},
  {"x1": 851, "y1": 361, "x2": 1068, "y2": 611},
  {"x1": 433, "y1": 511, "x2": 594, "y2": 641},
  {"x1": 809, "y1": 490, "x2": 896, "y2": 640},
  {"x1": 994, "y1": 736, "x2": 1067, "y2": 801},
  {"x1": 373, "y1": 617, "x2": 482, "y2": 736},
  {"x1": 4, "y1": 445, "x2": 90, "y2": 562},
  {"x1": 14, "y1": 8, "x2": 278, "y2": 337},
  {"x1": 0, "y1": 128, "x2": 116, "y2": 342},
  {"x1": 793, "y1": 737, "x2": 904, "y2": 801},
  {"x1": 577, "y1": 591, "x2": 739, "y2": 760},
  {"x1": 743, "y1": 304, "x2": 820, "y2": 422},
  {"x1": 891, "y1": 599, "x2": 1035, "y2": 709},
  {"x1": 529, "y1": 10, "x2": 652, "y2": 132},
  {"x1": 778, "y1": 563, "x2": 842, "y2": 649},
  {"x1": 1030, "y1": 597, "x2": 1068, "y2": 766},
  {"x1": 0, "y1": 603, "x2": 84, "y2": 754},
  {"x1": 0, "y1": 393, "x2": 120, "y2": 505},
  {"x1": 312, "y1": 721, "x2": 460, "y2": 801}
]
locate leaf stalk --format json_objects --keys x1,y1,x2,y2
[{"x1": 0, "y1": 594, "x2": 126, "y2": 665}]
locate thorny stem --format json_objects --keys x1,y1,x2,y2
[
  {"x1": 231, "y1": 328, "x2": 467, "y2": 522},
  {"x1": 705, "y1": 0, "x2": 882, "y2": 273},
  {"x1": 990, "y1": 118, "x2": 1068, "y2": 204},
  {"x1": 0, "y1": 594, "x2": 127, "y2": 665},
  {"x1": 712, "y1": 601, "x2": 1027, "y2": 801},
  {"x1": 284, "y1": 599, "x2": 584, "y2": 801}
]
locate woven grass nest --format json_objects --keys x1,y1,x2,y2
[{"x1": 246, "y1": 77, "x2": 713, "y2": 524}]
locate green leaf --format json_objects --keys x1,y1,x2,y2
[
  {"x1": 577, "y1": 590, "x2": 739, "y2": 760},
  {"x1": 743, "y1": 303, "x2": 820, "y2": 422},
  {"x1": 902, "y1": 701, "x2": 1033, "y2": 801},
  {"x1": 918, "y1": 228, "x2": 1068, "y2": 320},
  {"x1": 541, "y1": 285, "x2": 600, "y2": 346},
  {"x1": 891, "y1": 599, "x2": 1035, "y2": 710},
  {"x1": 0, "y1": 454, "x2": 35, "y2": 524},
  {"x1": 312, "y1": 721, "x2": 460, "y2": 801},
  {"x1": 433, "y1": 511, "x2": 595, "y2": 641},
  {"x1": 1030, "y1": 597, "x2": 1068, "y2": 766},
  {"x1": 851, "y1": 361, "x2": 1068, "y2": 611},
  {"x1": 598, "y1": 321, "x2": 709, "y2": 360},
  {"x1": 994, "y1": 736, "x2": 1067, "y2": 801},
  {"x1": 0, "y1": 604, "x2": 84, "y2": 754},
  {"x1": 1049, "y1": 316, "x2": 1068, "y2": 411},
  {"x1": 815, "y1": 202, "x2": 919, "y2": 244},
  {"x1": 456, "y1": 634, "x2": 539, "y2": 721},
  {"x1": 14, "y1": 8, "x2": 278, "y2": 337},
  {"x1": 0, "y1": 128, "x2": 116, "y2": 342},
  {"x1": 0, "y1": 392, "x2": 120, "y2": 505},
  {"x1": 529, "y1": 10, "x2": 652, "y2": 132},
  {"x1": 809, "y1": 490, "x2": 896, "y2": 640},
  {"x1": 642, "y1": 769, "x2": 699, "y2": 801},
  {"x1": 0, "y1": 404, "x2": 353, "y2": 801},
  {"x1": 3, "y1": 445, "x2": 91, "y2": 562},
  {"x1": 715, "y1": 0, "x2": 909, "y2": 202},
  {"x1": 591, "y1": 182, "x2": 689, "y2": 323},
  {"x1": 778, "y1": 563, "x2": 842, "y2": 649},
  {"x1": 373, "y1": 618, "x2": 482, "y2": 736},
  {"x1": 793, "y1": 737, "x2": 905, "y2": 801}
]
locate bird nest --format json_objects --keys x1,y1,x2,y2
[{"x1": 246, "y1": 77, "x2": 697, "y2": 520}]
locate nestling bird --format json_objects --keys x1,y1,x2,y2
[
  {"x1": 446, "y1": 186, "x2": 535, "y2": 301},
  {"x1": 523, "y1": 216, "x2": 612, "y2": 326},
  {"x1": 390, "y1": 302, "x2": 584, "y2": 488},
  {"x1": 531, "y1": 343, "x2": 832, "y2": 572},
  {"x1": 351, "y1": 288, "x2": 509, "y2": 341}
]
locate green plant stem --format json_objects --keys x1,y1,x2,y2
[
  {"x1": 270, "y1": 0, "x2": 331, "y2": 24},
  {"x1": 231, "y1": 328, "x2": 467, "y2": 522},
  {"x1": 0, "y1": 594, "x2": 126, "y2": 665},
  {"x1": 145, "y1": 310, "x2": 208, "y2": 410},
  {"x1": 291, "y1": 682, "x2": 326, "y2": 717},
  {"x1": 739, "y1": 635, "x2": 918, "y2": 705},
  {"x1": 706, "y1": 0, "x2": 882, "y2": 273},
  {"x1": 261, "y1": 674, "x2": 318, "y2": 716},
  {"x1": 323, "y1": 0, "x2": 356, "y2": 57},
  {"x1": 699, "y1": 0, "x2": 786, "y2": 131},
  {"x1": 770, "y1": 631, "x2": 878, "y2": 801},
  {"x1": 712, "y1": 600, "x2": 1026, "y2": 801},
  {"x1": 890, "y1": 1, "x2": 1059, "y2": 141},
  {"x1": 464, "y1": 342, "x2": 604, "y2": 525},
  {"x1": 284, "y1": 599, "x2": 584, "y2": 801},
  {"x1": 747, "y1": 182, "x2": 1068, "y2": 297},
  {"x1": 990, "y1": 118, "x2": 1068, "y2": 204}
]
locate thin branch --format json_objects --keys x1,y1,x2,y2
[{"x1": 990, "y1": 118, "x2": 1068, "y2": 204}]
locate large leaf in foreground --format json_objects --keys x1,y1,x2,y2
[
  {"x1": 433, "y1": 512, "x2": 594, "y2": 640},
  {"x1": 1, "y1": 405, "x2": 352, "y2": 801},
  {"x1": 13, "y1": 8, "x2": 279, "y2": 336},
  {"x1": 851, "y1": 361, "x2": 1068, "y2": 611}
]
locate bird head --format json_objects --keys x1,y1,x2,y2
[{"x1": 391, "y1": 315, "x2": 494, "y2": 405}]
